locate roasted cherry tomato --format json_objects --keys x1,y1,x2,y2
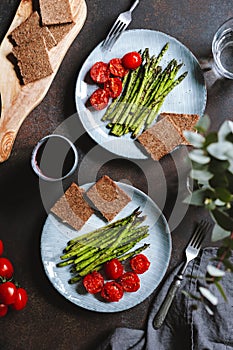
[
  {"x1": 0, "y1": 240, "x2": 3, "y2": 256},
  {"x1": 104, "y1": 77, "x2": 123, "y2": 98},
  {"x1": 90, "y1": 61, "x2": 110, "y2": 83},
  {"x1": 0, "y1": 257, "x2": 14, "y2": 279},
  {"x1": 119, "y1": 272, "x2": 140, "y2": 292},
  {"x1": 89, "y1": 88, "x2": 109, "y2": 110},
  {"x1": 11, "y1": 288, "x2": 28, "y2": 311},
  {"x1": 109, "y1": 58, "x2": 129, "y2": 77},
  {"x1": 101, "y1": 281, "x2": 124, "y2": 302},
  {"x1": 0, "y1": 281, "x2": 17, "y2": 305},
  {"x1": 130, "y1": 254, "x2": 150, "y2": 274},
  {"x1": 83, "y1": 271, "x2": 104, "y2": 294},
  {"x1": 122, "y1": 51, "x2": 142, "y2": 70},
  {"x1": 104, "y1": 258, "x2": 124, "y2": 280},
  {"x1": 0, "y1": 303, "x2": 8, "y2": 317}
]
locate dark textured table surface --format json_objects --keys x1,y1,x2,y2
[{"x1": 0, "y1": 1, "x2": 232, "y2": 349}]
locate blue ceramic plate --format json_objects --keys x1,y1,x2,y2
[
  {"x1": 75, "y1": 29, "x2": 207, "y2": 159},
  {"x1": 41, "y1": 182, "x2": 171, "y2": 313}
]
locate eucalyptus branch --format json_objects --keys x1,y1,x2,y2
[{"x1": 182, "y1": 115, "x2": 233, "y2": 313}]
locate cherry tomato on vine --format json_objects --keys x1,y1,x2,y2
[
  {"x1": 122, "y1": 51, "x2": 142, "y2": 70},
  {"x1": 130, "y1": 254, "x2": 150, "y2": 274},
  {"x1": 0, "y1": 303, "x2": 8, "y2": 317},
  {"x1": 101, "y1": 281, "x2": 124, "y2": 302},
  {"x1": 119, "y1": 272, "x2": 140, "y2": 292},
  {"x1": 0, "y1": 240, "x2": 3, "y2": 256},
  {"x1": 11, "y1": 288, "x2": 28, "y2": 311},
  {"x1": 0, "y1": 281, "x2": 17, "y2": 305},
  {"x1": 83, "y1": 271, "x2": 104, "y2": 294},
  {"x1": 0, "y1": 257, "x2": 14, "y2": 279},
  {"x1": 104, "y1": 258, "x2": 124, "y2": 280}
]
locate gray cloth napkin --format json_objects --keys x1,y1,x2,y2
[{"x1": 97, "y1": 248, "x2": 233, "y2": 350}]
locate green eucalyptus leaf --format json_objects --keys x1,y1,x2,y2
[
  {"x1": 204, "y1": 304, "x2": 215, "y2": 315},
  {"x1": 211, "y1": 223, "x2": 231, "y2": 242},
  {"x1": 192, "y1": 161, "x2": 208, "y2": 171},
  {"x1": 212, "y1": 208, "x2": 233, "y2": 231},
  {"x1": 215, "y1": 199, "x2": 226, "y2": 206},
  {"x1": 194, "y1": 114, "x2": 211, "y2": 133},
  {"x1": 225, "y1": 147, "x2": 233, "y2": 160},
  {"x1": 204, "y1": 132, "x2": 218, "y2": 147},
  {"x1": 207, "y1": 141, "x2": 233, "y2": 160},
  {"x1": 183, "y1": 131, "x2": 205, "y2": 147},
  {"x1": 199, "y1": 286, "x2": 218, "y2": 305},
  {"x1": 209, "y1": 159, "x2": 230, "y2": 174},
  {"x1": 190, "y1": 169, "x2": 213, "y2": 182},
  {"x1": 228, "y1": 160, "x2": 233, "y2": 174},
  {"x1": 225, "y1": 170, "x2": 233, "y2": 192},
  {"x1": 206, "y1": 265, "x2": 225, "y2": 277},
  {"x1": 226, "y1": 132, "x2": 233, "y2": 143},
  {"x1": 214, "y1": 281, "x2": 228, "y2": 302},
  {"x1": 215, "y1": 187, "x2": 232, "y2": 203},
  {"x1": 204, "y1": 304, "x2": 214, "y2": 316},
  {"x1": 189, "y1": 149, "x2": 211, "y2": 164},
  {"x1": 218, "y1": 120, "x2": 233, "y2": 142},
  {"x1": 184, "y1": 188, "x2": 207, "y2": 206},
  {"x1": 209, "y1": 175, "x2": 228, "y2": 189}
]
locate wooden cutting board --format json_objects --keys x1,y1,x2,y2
[{"x1": 0, "y1": 0, "x2": 87, "y2": 163}]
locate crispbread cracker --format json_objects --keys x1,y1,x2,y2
[
  {"x1": 41, "y1": 26, "x2": 57, "y2": 50},
  {"x1": 48, "y1": 22, "x2": 75, "y2": 43},
  {"x1": 138, "y1": 117, "x2": 186, "y2": 160},
  {"x1": 159, "y1": 113, "x2": 200, "y2": 145},
  {"x1": 86, "y1": 175, "x2": 131, "y2": 222},
  {"x1": 10, "y1": 11, "x2": 56, "y2": 50},
  {"x1": 12, "y1": 36, "x2": 53, "y2": 84},
  {"x1": 51, "y1": 183, "x2": 94, "y2": 231},
  {"x1": 39, "y1": 0, "x2": 73, "y2": 25}
]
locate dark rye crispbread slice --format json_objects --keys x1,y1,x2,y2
[
  {"x1": 159, "y1": 112, "x2": 200, "y2": 145},
  {"x1": 137, "y1": 117, "x2": 186, "y2": 161},
  {"x1": 48, "y1": 22, "x2": 75, "y2": 43},
  {"x1": 86, "y1": 175, "x2": 131, "y2": 222},
  {"x1": 10, "y1": 11, "x2": 56, "y2": 50},
  {"x1": 39, "y1": 0, "x2": 73, "y2": 25},
  {"x1": 41, "y1": 26, "x2": 57, "y2": 50},
  {"x1": 51, "y1": 183, "x2": 94, "y2": 231},
  {"x1": 12, "y1": 36, "x2": 53, "y2": 84}
]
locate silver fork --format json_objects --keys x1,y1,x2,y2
[
  {"x1": 101, "y1": 0, "x2": 140, "y2": 51},
  {"x1": 153, "y1": 220, "x2": 211, "y2": 329}
]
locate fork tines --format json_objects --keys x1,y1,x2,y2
[
  {"x1": 102, "y1": 21, "x2": 127, "y2": 51},
  {"x1": 190, "y1": 220, "x2": 211, "y2": 248},
  {"x1": 101, "y1": 0, "x2": 140, "y2": 51}
]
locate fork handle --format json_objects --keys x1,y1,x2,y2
[
  {"x1": 153, "y1": 276, "x2": 182, "y2": 329},
  {"x1": 130, "y1": 0, "x2": 140, "y2": 12}
]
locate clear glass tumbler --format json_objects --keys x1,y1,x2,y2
[
  {"x1": 212, "y1": 17, "x2": 233, "y2": 79},
  {"x1": 200, "y1": 17, "x2": 233, "y2": 88}
]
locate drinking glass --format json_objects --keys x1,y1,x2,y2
[
  {"x1": 31, "y1": 134, "x2": 78, "y2": 181},
  {"x1": 200, "y1": 17, "x2": 233, "y2": 87}
]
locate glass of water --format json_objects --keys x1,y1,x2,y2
[
  {"x1": 212, "y1": 17, "x2": 233, "y2": 79},
  {"x1": 200, "y1": 17, "x2": 233, "y2": 87}
]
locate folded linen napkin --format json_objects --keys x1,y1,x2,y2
[{"x1": 97, "y1": 248, "x2": 233, "y2": 350}]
